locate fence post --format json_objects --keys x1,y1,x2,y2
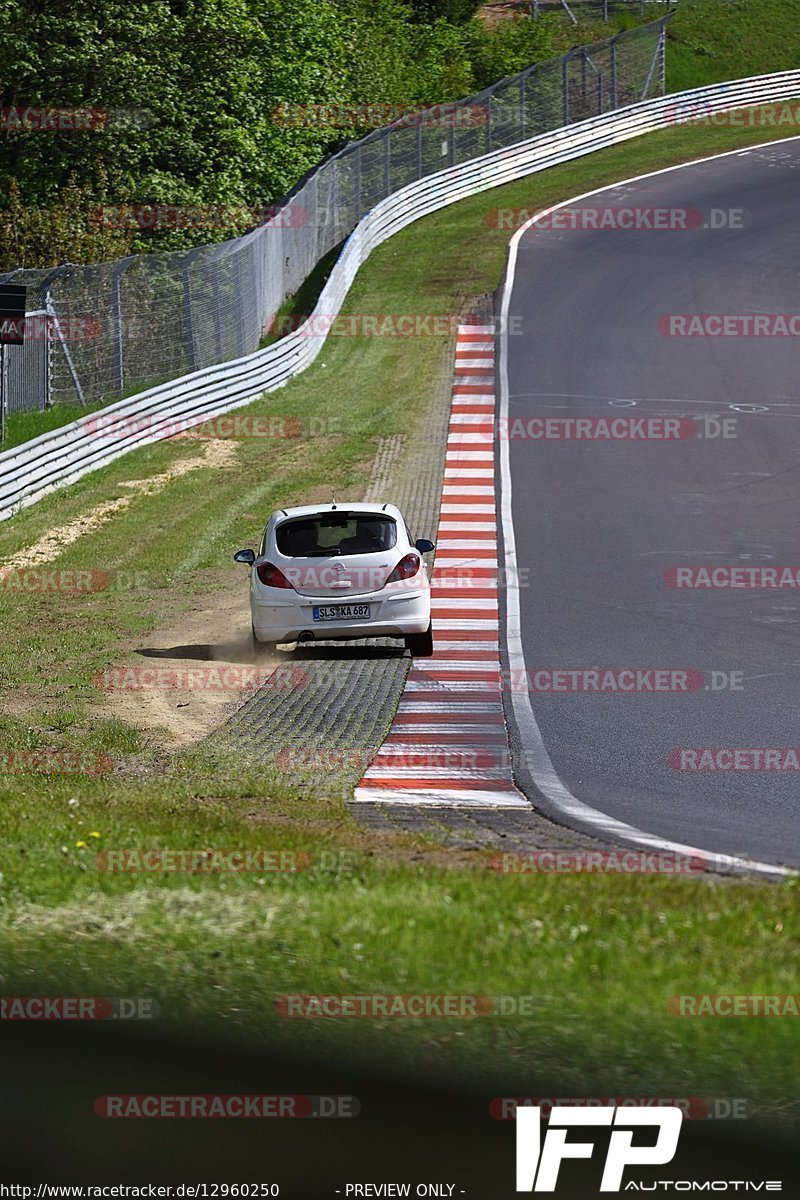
[
  {"x1": 640, "y1": 23, "x2": 662, "y2": 100},
  {"x1": 610, "y1": 37, "x2": 618, "y2": 108},
  {"x1": 520, "y1": 67, "x2": 535, "y2": 140},
  {"x1": 42, "y1": 264, "x2": 85, "y2": 404},
  {"x1": 181, "y1": 248, "x2": 201, "y2": 374},
  {"x1": 111, "y1": 257, "x2": 133, "y2": 396},
  {"x1": 562, "y1": 54, "x2": 570, "y2": 126},
  {"x1": 384, "y1": 133, "x2": 391, "y2": 197},
  {"x1": 211, "y1": 267, "x2": 224, "y2": 362},
  {"x1": 354, "y1": 143, "x2": 362, "y2": 221}
]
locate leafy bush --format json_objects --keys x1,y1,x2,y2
[{"x1": 0, "y1": 0, "x2": 554, "y2": 265}]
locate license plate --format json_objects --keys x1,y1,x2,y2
[{"x1": 313, "y1": 604, "x2": 371, "y2": 622}]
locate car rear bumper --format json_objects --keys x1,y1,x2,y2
[{"x1": 251, "y1": 590, "x2": 430, "y2": 644}]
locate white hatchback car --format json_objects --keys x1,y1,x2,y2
[{"x1": 235, "y1": 502, "x2": 435, "y2": 656}]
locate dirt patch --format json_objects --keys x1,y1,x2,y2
[
  {"x1": 4, "y1": 440, "x2": 237, "y2": 571},
  {"x1": 477, "y1": 0, "x2": 530, "y2": 29},
  {"x1": 98, "y1": 580, "x2": 287, "y2": 749},
  {"x1": 96, "y1": 445, "x2": 382, "y2": 751}
]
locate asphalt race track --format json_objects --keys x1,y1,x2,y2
[{"x1": 500, "y1": 137, "x2": 800, "y2": 869}]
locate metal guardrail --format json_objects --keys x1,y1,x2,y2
[{"x1": 2, "y1": 70, "x2": 799, "y2": 523}]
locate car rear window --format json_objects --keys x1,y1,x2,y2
[{"x1": 276, "y1": 512, "x2": 397, "y2": 557}]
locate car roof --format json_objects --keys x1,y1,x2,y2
[{"x1": 268, "y1": 502, "x2": 404, "y2": 524}]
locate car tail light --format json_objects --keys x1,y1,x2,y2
[
  {"x1": 386, "y1": 553, "x2": 420, "y2": 585},
  {"x1": 256, "y1": 561, "x2": 294, "y2": 589}
]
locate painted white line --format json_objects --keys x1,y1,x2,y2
[
  {"x1": 432, "y1": 619, "x2": 498, "y2": 629},
  {"x1": 498, "y1": 160, "x2": 799, "y2": 880},
  {"x1": 386, "y1": 727, "x2": 508, "y2": 737},
  {"x1": 395, "y1": 702, "x2": 506, "y2": 714},
  {"x1": 352, "y1": 787, "x2": 528, "y2": 808},
  {"x1": 409, "y1": 660, "x2": 500, "y2": 671},
  {"x1": 439, "y1": 505, "x2": 496, "y2": 515},
  {"x1": 364, "y1": 766, "x2": 512, "y2": 781},
  {"x1": 446, "y1": 432, "x2": 494, "y2": 443},
  {"x1": 448, "y1": 421, "x2": 494, "y2": 433},
  {"x1": 435, "y1": 541, "x2": 498, "y2": 548},
  {"x1": 434, "y1": 641, "x2": 500, "y2": 651}
]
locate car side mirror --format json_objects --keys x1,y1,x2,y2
[
  {"x1": 415, "y1": 539, "x2": 435, "y2": 553},
  {"x1": 234, "y1": 548, "x2": 256, "y2": 565}
]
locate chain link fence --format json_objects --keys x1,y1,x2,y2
[
  {"x1": 531, "y1": 1, "x2": 675, "y2": 21},
  {"x1": 2, "y1": 14, "x2": 671, "y2": 418}
]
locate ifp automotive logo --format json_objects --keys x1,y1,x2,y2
[
  {"x1": 515, "y1": 1105, "x2": 682, "y2": 1192},
  {"x1": 514, "y1": 1105, "x2": 783, "y2": 1192}
]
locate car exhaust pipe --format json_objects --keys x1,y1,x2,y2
[{"x1": 298, "y1": 631, "x2": 314, "y2": 643}]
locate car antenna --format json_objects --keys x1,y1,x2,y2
[{"x1": 331, "y1": 491, "x2": 337, "y2": 510}]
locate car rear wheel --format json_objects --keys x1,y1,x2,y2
[{"x1": 404, "y1": 623, "x2": 433, "y2": 657}]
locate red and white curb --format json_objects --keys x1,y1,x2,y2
[{"x1": 354, "y1": 324, "x2": 528, "y2": 808}]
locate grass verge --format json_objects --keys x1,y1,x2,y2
[{"x1": 1, "y1": 111, "x2": 799, "y2": 1113}]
